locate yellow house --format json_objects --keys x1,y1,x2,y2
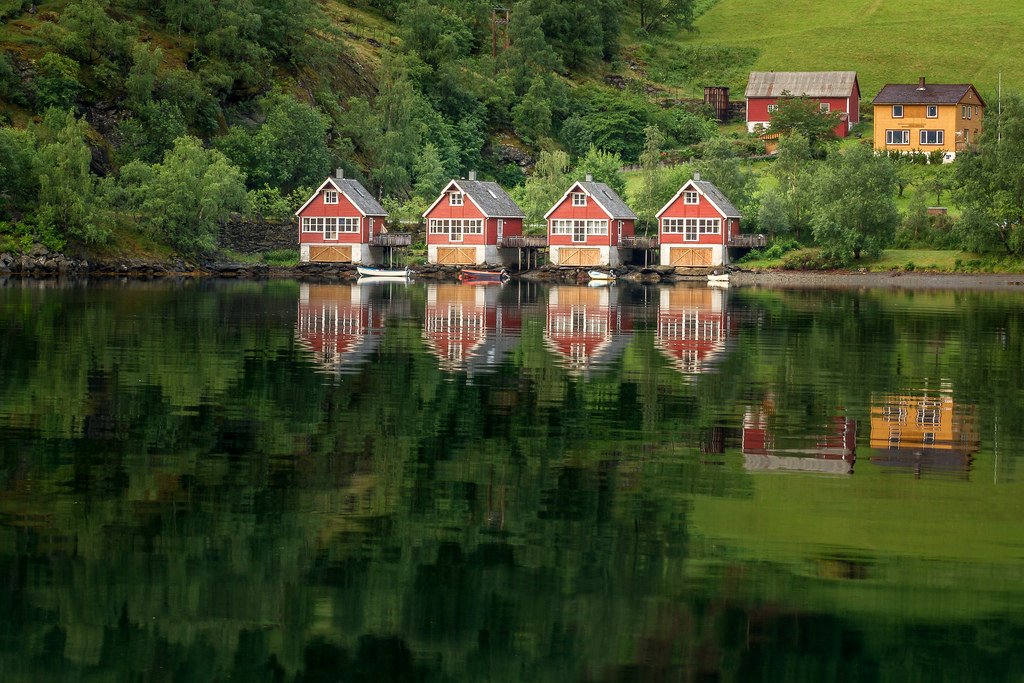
[{"x1": 872, "y1": 77, "x2": 984, "y2": 158}]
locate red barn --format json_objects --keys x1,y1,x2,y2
[
  {"x1": 657, "y1": 174, "x2": 741, "y2": 268},
  {"x1": 295, "y1": 284, "x2": 383, "y2": 373},
  {"x1": 544, "y1": 285, "x2": 633, "y2": 374},
  {"x1": 655, "y1": 286, "x2": 732, "y2": 376},
  {"x1": 745, "y1": 71, "x2": 860, "y2": 137},
  {"x1": 423, "y1": 172, "x2": 526, "y2": 267},
  {"x1": 545, "y1": 175, "x2": 638, "y2": 267},
  {"x1": 295, "y1": 169, "x2": 388, "y2": 264}
]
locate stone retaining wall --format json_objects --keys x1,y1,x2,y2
[{"x1": 219, "y1": 214, "x2": 297, "y2": 254}]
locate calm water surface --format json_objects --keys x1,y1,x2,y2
[{"x1": 1, "y1": 278, "x2": 1023, "y2": 681}]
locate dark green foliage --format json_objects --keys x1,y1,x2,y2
[
  {"x1": 629, "y1": 0, "x2": 696, "y2": 33},
  {"x1": 33, "y1": 53, "x2": 81, "y2": 112},
  {"x1": 810, "y1": 144, "x2": 900, "y2": 263},
  {"x1": 0, "y1": 51, "x2": 28, "y2": 106},
  {"x1": 528, "y1": 0, "x2": 621, "y2": 67},
  {"x1": 767, "y1": 96, "x2": 842, "y2": 155},
  {"x1": 953, "y1": 95, "x2": 1024, "y2": 255},
  {"x1": 118, "y1": 135, "x2": 248, "y2": 252},
  {"x1": 33, "y1": 108, "x2": 108, "y2": 244},
  {"x1": 116, "y1": 100, "x2": 187, "y2": 165},
  {"x1": 0, "y1": 125, "x2": 38, "y2": 216},
  {"x1": 217, "y1": 92, "x2": 332, "y2": 193}
]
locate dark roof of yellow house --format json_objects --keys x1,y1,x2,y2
[{"x1": 873, "y1": 79, "x2": 985, "y2": 107}]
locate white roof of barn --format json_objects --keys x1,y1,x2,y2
[{"x1": 745, "y1": 71, "x2": 858, "y2": 99}]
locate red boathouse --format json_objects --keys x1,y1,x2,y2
[
  {"x1": 423, "y1": 172, "x2": 526, "y2": 267},
  {"x1": 545, "y1": 175, "x2": 637, "y2": 268},
  {"x1": 657, "y1": 174, "x2": 741, "y2": 268},
  {"x1": 295, "y1": 169, "x2": 389, "y2": 264},
  {"x1": 745, "y1": 71, "x2": 860, "y2": 137}
]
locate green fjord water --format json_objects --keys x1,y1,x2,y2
[{"x1": 1, "y1": 278, "x2": 1023, "y2": 681}]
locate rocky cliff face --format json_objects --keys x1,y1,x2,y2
[{"x1": 219, "y1": 215, "x2": 298, "y2": 254}]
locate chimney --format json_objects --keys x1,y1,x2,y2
[
  {"x1": 694, "y1": 172, "x2": 701, "y2": 181},
  {"x1": 335, "y1": 167, "x2": 344, "y2": 179},
  {"x1": 585, "y1": 173, "x2": 593, "y2": 182},
  {"x1": 468, "y1": 170, "x2": 477, "y2": 181},
  {"x1": 917, "y1": 76, "x2": 926, "y2": 90}
]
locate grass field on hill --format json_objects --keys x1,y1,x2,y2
[{"x1": 645, "y1": 0, "x2": 1024, "y2": 100}]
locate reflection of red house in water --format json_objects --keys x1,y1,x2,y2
[
  {"x1": 742, "y1": 401, "x2": 857, "y2": 474},
  {"x1": 656, "y1": 286, "x2": 733, "y2": 376},
  {"x1": 422, "y1": 284, "x2": 521, "y2": 373},
  {"x1": 544, "y1": 286, "x2": 632, "y2": 373},
  {"x1": 296, "y1": 284, "x2": 384, "y2": 373}
]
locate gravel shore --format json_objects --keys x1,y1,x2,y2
[{"x1": 729, "y1": 270, "x2": 1024, "y2": 292}]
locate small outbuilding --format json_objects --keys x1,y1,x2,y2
[{"x1": 745, "y1": 71, "x2": 860, "y2": 137}]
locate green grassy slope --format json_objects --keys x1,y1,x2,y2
[{"x1": 649, "y1": 0, "x2": 1024, "y2": 100}]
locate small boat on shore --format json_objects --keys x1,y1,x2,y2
[
  {"x1": 588, "y1": 270, "x2": 616, "y2": 281},
  {"x1": 707, "y1": 272, "x2": 730, "y2": 284},
  {"x1": 357, "y1": 266, "x2": 411, "y2": 278},
  {"x1": 460, "y1": 268, "x2": 510, "y2": 283}
]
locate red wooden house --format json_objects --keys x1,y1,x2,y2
[
  {"x1": 657, "y1": 174, "x2": 741, "y2": 268},
  {"x1": 745, "y1": 71, "x2": 860, "y2": 137},
  {"x1": 295, "y1": 169, "x2": 389, "y2": 264},
  {"x1": 545, "y1": 175, "x2": 638, "y2": 267},
  {"x1": 422, "y1": 283, "x2": 521, "y2": 373},
  {"x1": 544, "y1": 285, "x2": 633, "y2": 374},
  {"x1": 295, "y1": 284, "x2": 384, "y2": 373},
  {"x1": 423, "y1": 172, "x2": 526, "y2": 267},
  {"x1": 655, "y1": 286, "x2": 733, "y2": 375}
]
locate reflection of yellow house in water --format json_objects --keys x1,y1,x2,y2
[{"x1": 869, "y1": 393, "x2": 979, "y2": 476}]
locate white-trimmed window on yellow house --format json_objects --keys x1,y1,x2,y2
[
  {"x1": 886, "y1": 130, "x2": 910, "y2": 145},
  {"x1": 920, "y1": 130, "x2": 944, "y2": 145}
]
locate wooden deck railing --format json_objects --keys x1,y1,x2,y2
[
  {"x1": 369, "y1": 232, "x2": 412, "y2": 247},
  {"x1": 728, "y1": 234, "x2": 767, "y2": 248},
  {"x1": 619, "y1": 236, "x2": 659, "y2": 249},
  {"x1": 498, "y1": 235, "x2": 548, "y2": 248}
]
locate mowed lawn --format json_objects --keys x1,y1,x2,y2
[{"x1": 667, "y1": 0, "x2": 1024, "y2": 98}]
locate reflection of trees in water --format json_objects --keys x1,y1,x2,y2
[{"x1": 1, "y1": 282, "x2": 1024, "y2": 679}]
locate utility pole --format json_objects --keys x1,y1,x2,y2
[{"x1": 491, "y1": 7, "x2": 510, "y2": 61}]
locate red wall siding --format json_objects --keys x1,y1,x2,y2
[
  {"x1": 747, "y1": 96, "x2": 853, "y2": 137},
  {"x1": 659, "y1": 191, "x2": 733, "y2": 246},
  {"x1": 547, "y1": 193, "x2": 634, "y2": 246},
  {"x1": 297, "y1": 188, "x2": 366, "y2": 244},
  {"x1": 424, "y1": 191, "x2": 488, "y2": 245}
]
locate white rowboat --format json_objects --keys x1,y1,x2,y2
[
  {"x1": 588, "y1": 270, "x2": 617, "y2": 281},
  {"x1": 357, "y1": 266, "x2": 411, "y2": 278}
]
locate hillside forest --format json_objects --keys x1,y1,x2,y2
[{"x1": 2, "y1": 0, "x2": 1024, "y2": 265}]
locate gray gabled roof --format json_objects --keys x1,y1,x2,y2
[
  {"x1": 458, "y1": 179, "x2": 526, "y2": 218},
  {"x1": 746, "y1": 71, "x2": 859, "y2": 99},
  {"x1": 578, "y1": 181, "x2": 638, "y2": 220},
  {"x1": 334, "y1": 176, "x2": 387, "y2": 216},
  {"x1": 693, "y1": 180, "x2": 741, "y2": 218}
]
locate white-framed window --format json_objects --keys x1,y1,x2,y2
[
  {"x1": 967, "y1": 106, "x2": 972, "y2": 120},
  {"x1": 892, "y1": 105, "x2": 904, "y2": 118},
  {"x1": 920, "y1": 130, "x2": 944, "y2": 145},
  {"x1": 428, "y1": 218, "x2": 482, "y2": 237},
  {"x1": 964, "y1": 130, "x2": 969, "y2": 144},
  {"x1": 324, "y1": 217, "x2": 338, "y2": 240},
  {"x1": 662, "y1": 217, "x2": 719, "y2": 238},
  {"x1": 324, "y1": 190, "x2": 338, "y2": 204},
  {"x1": 926, "y1": 105, "x2": 938, "y2": 118},
  {"x1": 340, "y1": 217, "x2": 360, "y2": 233},
  {"x1": 767, "y1": 104, "x2": 779, "y2": 114},
  {"x1": 684, "y1": 191, "x2": 699, "y2": 205},
  {"x1": 886, "y1": 129, "x2": 910, "y2": 145},
  {"x1": 571, "y1": 192, "x2": 587, "y2": 207},
  {"x1": 550, "y1": 219, "x2": 607, "y2": 238},
  {"x1": 449, "y1": 192, "x2": 463, "y2": 206},
  {"x1": 819, "y1": 102, "x2": 830, "y2": 113},
  {"x1": 301, "y1": 217, "x2": 321, "y2": 232}
]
